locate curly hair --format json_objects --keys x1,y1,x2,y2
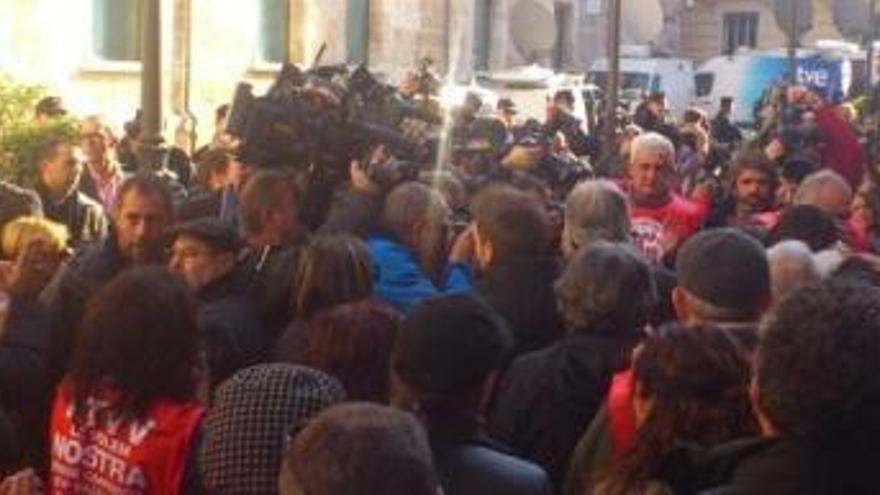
[
  {"x1": 69, "y1": 267, "x2": 199, "y2": 423},
  {"x1": 757, "y1": 280, "x2": 880, "y2": 444}
]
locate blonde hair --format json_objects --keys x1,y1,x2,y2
[{"x1": 2, "y1": 216, "x2": 70, "y2": 260}]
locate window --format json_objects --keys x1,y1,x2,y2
[
  {"x1": 258, "y1": 0, "x2": 290, "y2": 64},
  {"x1": 695, "y1": 73, "x2": 715, "y2": 97},
  {"x1": 722, "y1": 12, "x2": 759, "y2": 54},
  {"x1": 92, "y1": 0, "x2": 141, "y2": 62}
]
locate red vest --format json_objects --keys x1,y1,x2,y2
[{"x1": 49, "y1": 380, "x2": 204, "y2": 495}]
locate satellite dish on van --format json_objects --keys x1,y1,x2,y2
[
  {"x1": 832, "y1": 0, "x2": 878, "y2": 40},
  {"x1": 773, "y1": 0, "x2": 814, "y2": 40},
  {"x1": 509, "y1": 0, "x2": 556, "y2": 63},
  {"x1": 621, "y1": 0, "x2": 664, "y2": 45}
]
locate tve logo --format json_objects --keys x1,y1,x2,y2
[{"x1": 796, "y1": 66, "x2": 830, "y2": 87}]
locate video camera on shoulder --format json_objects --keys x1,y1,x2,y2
[{"x1": 225, "y1": 62, "x2": 444, "y2": 187}]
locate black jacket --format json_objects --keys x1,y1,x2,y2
[
  {"x1": 691, "y1": 437, "x2": 878, "y2": 495},
  {"x1": 476, "y1": 256, "x2": 565, "y2": 358},
  {"x1": 47, "y1": 236, "x2": 128, "y2": 381},
  {"x1": 432, "y1": 432, "x2": 552, "y2": 495},
  {"x1": 239, "y1": 244, "x2": 303, "y2": 344},
  {"x1": 489, "y1": 330, "x2": 642, "y2": 490},
  {"x1": 0, "y1": 296, "x2": 52, "y2": 470},
  {"x1": 197, "y1": 271, "x2": 267, "y2": 389},
  {"x1": 38, "y1": 184, "x2": 107, "y2": 248}
]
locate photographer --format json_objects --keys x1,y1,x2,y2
[
  {"x1": 788, "y1": 85, "x2": 866, "y2": 190},
  {"x1": 319, "y1": 142, "x2": 422, "y2": 238}
]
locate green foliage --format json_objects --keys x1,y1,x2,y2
[{"x1": 0, "y1": 73, "x2": 80, "y2": 186}]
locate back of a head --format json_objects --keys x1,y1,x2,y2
[
  {"x1": 555, "y1": 242, "x2": 656, "y2": 332},
  {"x1": 634, "y1": 324, "x2": 756, "y2": 444},
  {"x1": 393, "y1": 295, "x2": 512, "y2": 403},
  {"x1": 757, "y1": 281, "x2": 880, "y2": 458},
  {"x1": 238, "y1": 170, "x2": 297, "y2": 237},
  {"x1": 382, "y1": 182, "x2": 447, "y2": 242},
  {"x1": 472, "y1": 185, "x2": 551, "y2": 262},
  {"x1": 766, "y1": 204, "x2": 839, "y2": 252},
  {"x1": 793, "y1": 169, "x2": 852, "y2": 216},
  {"x1": 281, "y1": 402, "x2": 438, "y2": 495},
  {"x1": 69, "y1": 267, "x2": 197, "y2": 418},
  {"x1": 563, "y1": 180, "x2": 631, "y2": 253},
  {"x1": 766, "y1": 240, "x2": 820, "y2": 301},
  {"x1": 306, "y1": 300, "x2": 402, "y2": 402},
  {"x1": 200, "y1": 364, "x2": 345, "y2": 494},
  {"x1": 294, "y1": 234, "x2": 373, "y2": 320},
  {"x1": 676, "y1": 228, "x2": 770, "y2": 322}
]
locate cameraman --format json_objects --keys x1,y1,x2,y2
[
  {"x1": 788, "y1": 85, "x2": 866, "y2": 190},
  {"x1": 546, "y1": 90, "x2": 596, "y2": 159}
]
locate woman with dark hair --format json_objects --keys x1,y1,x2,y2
[
  {"x1": 49, "y1": 267, "x2": 205, "y2": 495},
  {"x1": 274, "y1": 235, "x2": 374, "y2": 362},
  {"x1": 303, "y1": 300, "x2": 402, "y2": 402},
  {"x1": 590, "y1": 324, "x2": 757, "y2": 495},
  {"x1": 850, "y1": 184, "x2": 880, "y2": 253}
]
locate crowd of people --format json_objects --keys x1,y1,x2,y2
[{"x1": 0, "y1": 76, "x2": 879, "y2": 495}]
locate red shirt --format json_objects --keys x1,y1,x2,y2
[
  {"x1": 50, "y1": 380, "x2": 204, "y2": 495},
  {"x1": 630, "y1": 193, "x2": 710, "y2": 262}
]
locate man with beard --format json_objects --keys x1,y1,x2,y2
[
  {"x1": 367, "y1": 182, "x2": 474, "y2": 314},
  {"x1": 705, "y1": 151, "x2": 779, "y2": 229},
  {"x1": 47, "y1": 173, "x2": 173, "y2": 380},
  {"x1": 625, "y1": 132, "x2": 710, "y2": 263}
]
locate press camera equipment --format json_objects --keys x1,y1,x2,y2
[
  {"x1": 515, "y1": 119, "x2": 594, "y2": 197},
  {"x1": 225, "y1": 61, "x2": 444, "y2": 187}
]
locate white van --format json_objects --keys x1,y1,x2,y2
[
  {"x1": 694, "y1": 47, "x2": 853, "y2": 126},
  {"x1": 587, "y1": 56, "x2": 696, "y2": 120}
]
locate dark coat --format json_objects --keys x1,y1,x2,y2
[
  {"x1": 47, "y1": 236, "x2": 128, "y2": 381},
  {"x1": 675, "y1": 437, "x2": 878, "y2": 495},
  {"x1": 489, "y1": 330, "x2": 642, "y2": 489},
  {"x1": 318, "y1": 187, "x2": 384, "y2": 238},
  {"x1": 37, "y1": 185, "x2": 107, "y2": 247},
  {"x1": 197, "y1": 271, "x2": 267, "y2": 389},
  {"x1": 476, "y1": 256, "x2": 564, "y2": 357},
  {"x1": 432, "y1": 432, "x2": 553, "y2": 495},
  {"x1": 0, "y1": 296, "x2": 52, "y2": 470},
  {"x1": 239, "y1": 244, "x2": 303, "y2": 344}
]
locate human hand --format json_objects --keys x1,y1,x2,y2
[
  {"x1": 0, "y1": 469, "x2": 43, "y2": 495},
  {"x1": 501, "y1": 145, "x2": 543, "y2": 170},
  {"x1": 6, "y1": 240, "x2": 61, "y2": 297},
  {"x1": 449, "y1": 224, "x2": 477, "y2": 264}
]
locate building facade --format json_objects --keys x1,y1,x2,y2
[
  {"x1": 0, "y1": 0, "x2": 591, "y2": 149},
  {"x1": 579, "y1": 0, "x2": 852, "y2": 65}
]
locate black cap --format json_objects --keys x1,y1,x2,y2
[
  {"x1": 676, "y1": 228, "x2": 769, "y2": 310},
  {"x1": 35, "y1": 96, "x2": 67, "y2": 117},
  {"x1": 169, "y1": 218, "x2": 242, "y2": 253}
]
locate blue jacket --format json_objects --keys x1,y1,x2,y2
[{"x1": 367, "y1": 234, "x2": 473, "y2": 314}]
